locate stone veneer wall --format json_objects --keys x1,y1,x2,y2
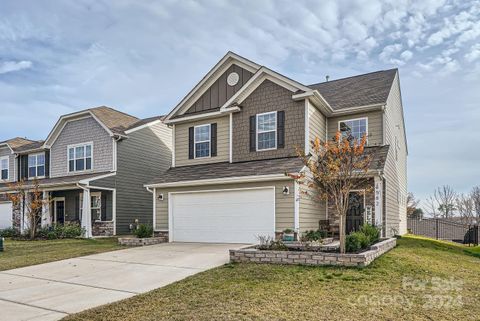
[
  {"x1": 230, "y1": 238, "x2": 396, "y2": 267},
  {"x1": 92, "y1": 221, "x2": 114, "y2": 237},
  {"x1": 118, "y1": 237, "x2": 167, "y2": 246}
]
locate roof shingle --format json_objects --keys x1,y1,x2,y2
[{"x1": 308, "y1": 69, "x2": 397, "y2": 110}]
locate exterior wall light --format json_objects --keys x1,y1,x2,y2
[
  {"x1": 158, "y1": 193, "x2": 164, "y2": 201},
  {"x1": 282, "y1": 186, "x2": 290, "y2": 195}
]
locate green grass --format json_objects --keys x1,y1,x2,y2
[
  {"x1": 0, "y1": 238, "x2": 122, "y2": 271},
  {"x1": 63, "y1": 235, "x2": 480, "y2": 321}
]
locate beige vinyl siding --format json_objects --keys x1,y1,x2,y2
[
  {"x1": 299, "y1": 182, "x2": 326, "y2": 232},
  {"x1": 174, "y1": 116, "x2": 229, "y2": 166},
  {"x1": 308, "y1": 103, "x2": 327, "y2": 143},
  {"x1": 383, "y1": 72, "x2": 408, "y2": 236},
  {"x1": 155, "y1": 180, "x2": 295, "y2": 232},
  {"x1": 327, "y1": 110, "x2": 383, "y2": 146}
]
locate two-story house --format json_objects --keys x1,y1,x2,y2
[
  {"x1": 145, "y1": 52, "x2": 408, "y2": 243},
  {"x1": 0, "y1": 107, "x2": 171, "y2": 236}
]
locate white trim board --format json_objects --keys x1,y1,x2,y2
[{"x1": 145, "y1": 173, "x2": 294, "y2": 188}]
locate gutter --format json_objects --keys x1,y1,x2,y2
[{"x1": 145, "y1": 173, "x2": 295, "y2": 189}]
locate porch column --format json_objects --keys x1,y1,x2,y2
[
  {"x1": 41, "y1": 191, "x2": 51, "y2": 227},
  {"x1": 374, "y1": 176, "x2": 384, "y2": 236},
  {"x1": 81, "y1": 188, "x2": 93, "y2": 238}
]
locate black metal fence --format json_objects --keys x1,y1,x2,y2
[{"x1": 407, "y1": 218, "x2": 479, "y2": 245}]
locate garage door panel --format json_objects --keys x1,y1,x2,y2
[
  {"x1": 171, "y1": 188, "x2": 275, "y2": 243},
  {"x1": 0, "y1": 202, "x2": 13, "y2": 230}
]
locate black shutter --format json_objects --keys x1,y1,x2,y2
[
  {"x1": 21, "y1": 155, "x2": 28, "y2": 180},
  {"x1": 75, "y1": 195, "x2": 80, "y2": 222},
  {"x1": 188, "y1": 127, "x2": 194, "y2": 159},
  {"x1": 45, "y1": 151, "x2": 50, "y2": 177},
  {"x1": 101, "y1": 193, "x2": 107, "y2": 221},
  {"x1": 249, "y1": 116, "x2": 256, "y2": 152},
  {"x1": 277, "y1": 111, "x2": 285, "y2": 149},
  {"x1": 211, "y1": 123, "x2": 217, "y2": 157}
]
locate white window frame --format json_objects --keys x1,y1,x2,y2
[
  {"x1": 0, "y1": 156, "x2": 9, "y2": 181},
  {"x1": 193, "y1": 124, "x2": 211, "y2": 159},
  {"x1": 80, "y1": 191, "x2": 102, "y2": 221},
  {"x1": 67, "y1": 142, "x2": 93, "y2": 173},
  {"x1": 256, "y1": 111, "x2": 277, "y2": 151},
  {"x1": 338, "y1": 117, "x2": 368, "y2": 143},
  {"x1": 28, "y1": 153, "x2": 46, "y2": 179}
]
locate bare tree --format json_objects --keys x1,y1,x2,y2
[
  {"x1": 434, "y1": 185, "x2": 457, "y2": 218},
  {"x1": 407, "y1": 192, "x2": 420, "y2": 217},
  {"x1": 471, "y1": 186, "x2": 480, "y2": 224},
  {"x1": 456, "y1": 194, "x2": 475, "y2": 225},
  {"x1": 424, "y1": 195, "x2": 440, "y2": 218}
]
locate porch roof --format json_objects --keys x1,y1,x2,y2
[{"x1": 0, "y1": 171, "x2": 112, "y2": 192}]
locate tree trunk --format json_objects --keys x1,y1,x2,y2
[{"x1": 339, "y1": 214, "x2": 346, "y2": 253}]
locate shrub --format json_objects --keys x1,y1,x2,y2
[
  {"x1": 134, "y1": 224, "x2": 153, "y2": 238},
  {"x1": 0, "y1": 227, "x2": 20, "y2": 238},
  {"x1": 256, "y1": 235, "x2": 288, "y2": 251},
  {"x1": 302, "y1": 229, "x2": 326, "y2": 242},
  {"x1": 346, "y1": 231, "x2": 370, "y2": 253},
  {"x1": 359, "y1": 224, "x2": 380, "y2": 244},
  {"x1": 37, "y1": 223, "x2": 83, "y2": 240}
]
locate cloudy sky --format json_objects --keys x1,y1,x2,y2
[{"x1": 1, "y1": 0, "x2": 479, "y2": 204}]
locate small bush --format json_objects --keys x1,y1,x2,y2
[
  {"x1": 37, "y1": 223, "x2": 83, "y2": 240},
  {"x1": 0, "y1": 227, "x2": 20, "y2": 238},
  {"x1": 256, "y1": 235, "x2": 288, "y2": 251},
  {"x1": 346, "y1": 231, "x2": 369, "y2": 253},
  {"x1": 134, "y1": 224, "x2": 153, "y2": 238},
  {"x1": 302, "y1": 229, "x2": 326, "y2": 242},
  {"x1": 359, "y1": 224, "x2": 380, "y2": 244}
]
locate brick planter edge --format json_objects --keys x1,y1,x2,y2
[{"x1": 229, "y1": 238, "x2": 397, "y2": 267}]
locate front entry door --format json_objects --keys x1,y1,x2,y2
[
  {"x1": 55, "y1": 200, "x2": 65, "y2": 225},
  {"x1": 346, "y1": 192, "x2": 364, "y2": 234}
]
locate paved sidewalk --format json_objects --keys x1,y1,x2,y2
[{"x1": 0, "y1": 242, "x2": 245, "y2": 321}]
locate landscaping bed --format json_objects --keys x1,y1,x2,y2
[{"x1": 230, "y1": 238, "x2": 396, "y2": 267}]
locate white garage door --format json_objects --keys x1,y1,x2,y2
[
  {"x1": 0, "y1": 202, "x2": 13, "y2": 230},
  {"x1": 170, "y1": 188, "x2": 275, "y2": 243}
]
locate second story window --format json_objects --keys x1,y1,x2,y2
[
  {"x1": 0, "y1": 157, "x2": 8, "y2": 180},
  {"x1": 28, "y1": 153, "x2": 45, "y2": 178},
  {"x1": 194, "y1": 124, "x2": 211, "y2": 158},
  {"x1": 68, "y1": 143, "x2": 92, "y2": 172},
  {"x1": 257, "y1": 111, "x2": 277, "y2": 151},
  {"x1": 339, "y1": 118, "x2": 368, "y2": 142}
]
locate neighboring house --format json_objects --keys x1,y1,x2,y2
[
  {"x1": 0, "y1": 107, "x2": 171, "y2": 236},
  {"x1": 145, "y1": 52, "x2": 408, "y2": 243}
]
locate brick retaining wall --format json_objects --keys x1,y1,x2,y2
[
  {"x1": 118, "y1": 237, "x2": 167, "y2": 246},
  {"x1": 230, "y1": 238, "x2": 396, "y2": 267}
]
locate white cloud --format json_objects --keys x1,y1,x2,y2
[
  {"x1": 465, "y1": 44, "x2": 480, "y2": 62},
  {"x1": 379, "y1": 43, "x2": 402, "y2": 64},
  {"x1": 0, "y1": 60, "x2": 32, "y2": 74},
  {"x1": 400, "y1": 50, "x2": 413, "y2": 61}
]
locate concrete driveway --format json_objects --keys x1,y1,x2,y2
[{"x1": 0, "y1": 242, "x2": 246, "y2": 321}]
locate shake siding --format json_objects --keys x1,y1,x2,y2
[
  {"x1": 155, "y1": 180, "x2": 295, "y2": 232},
  {"x1": 174, "y1": 116, "x2": 229, "y2": 166},
  {"x1": 308, "y1": 104, "x2": 326, "y2": 143},
  {"x1": 327, "y1": 110, "x2": 383, "y2": 145},
  {"x1": 50, "y1": 116, "x2": 113, "y2": 177},
  {"x1": 383, "y1": 73, "x2": 408, "y2": 235},
  {"x1": 0, "y1": 147, "x2": 15, "y2": 182},
  {"x1": 114, "y1": 122, "x2": 172, "y2": 234}
]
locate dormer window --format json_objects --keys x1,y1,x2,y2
[
  {"x1": 0, "y1": 157, "x2": 8, "y2": 180},
  {"x1": 194, "y1": 124, "x2": 211, "y2": 158},
  {"x1": 339, "y1": 118, "x2": 368, "y2": 142},
  {"x1": 28, "y1": 153, "x2": 45, "y2": 178},
  {"x1": 68, "y1": 143, "x2": 92, "y2": 172},
  {"x1": 257, "y1": 111, "x2": 277, "y2": 151}
]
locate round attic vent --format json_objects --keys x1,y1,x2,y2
[{"x1": 227, "y1": 72, "x2": 239, "y2": 86}]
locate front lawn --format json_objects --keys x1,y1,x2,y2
[
  {"x1": 63, "y1": 235, "x2": 480, "y2": 321},
  {"x1": 0, "y1": 238, "x2": 122, "y2": 271}
]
